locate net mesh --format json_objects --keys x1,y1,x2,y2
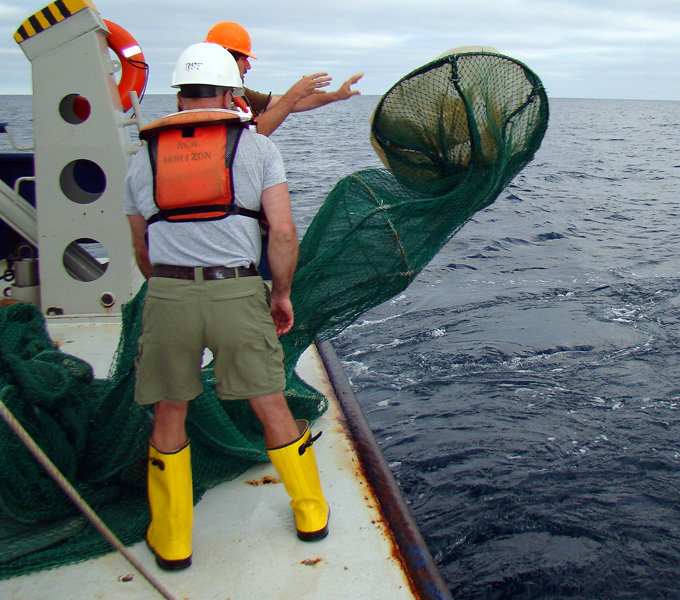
[
  {"x1": 0, "y1": 51, "x2": 548, "y2": 578},
  {"x1": 280, "y1": 52, "x2": 549, "y2": 365}
]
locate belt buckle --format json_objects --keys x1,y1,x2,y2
[{"x1": 206, "y1": 266, "x2": 230, "y2": 280}]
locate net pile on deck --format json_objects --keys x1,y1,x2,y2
[{"x1": 0, "y1": 50, "x2": 548, "y2": 578}]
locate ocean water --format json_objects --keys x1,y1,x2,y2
[{"x1": 3, "y1": 93, "x2": 680, "y2": 598}]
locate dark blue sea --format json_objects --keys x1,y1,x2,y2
[{"x1": 3, "y1": 93, "x2": 680, "y2": 599}]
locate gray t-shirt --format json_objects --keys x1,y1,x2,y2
[{"x1": 124, "y1": 123, "x2": 286, "y2": 268}]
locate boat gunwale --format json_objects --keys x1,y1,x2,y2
[{"x1": 316, "y1": 340, "x2": 453, "y2": 600}]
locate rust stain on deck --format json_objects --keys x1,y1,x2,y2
[
  {"x1": 245, "y1": 475, "x2": 281, "y2": 486},
  {"x1": 301, "y1": 558, "x2": 323, "y2": 567}
]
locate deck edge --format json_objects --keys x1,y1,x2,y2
[{"x1": 315, "y1": 340, "x2": 453, "y2": 600}]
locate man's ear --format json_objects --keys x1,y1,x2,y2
[{"x1": 177, "y1": 91, "x2": 184, "y2": 111}]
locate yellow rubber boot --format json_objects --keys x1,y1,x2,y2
[
  {"x1": 267, "y1": 420, "x2": 330, "y2": 541},
  {"x1": 146, "y1": 441, "x2": 193, "y2": 570}
]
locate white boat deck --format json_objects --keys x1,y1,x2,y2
[{"x1": 1, "y1": 316, "x2": 418, "y2": 600}]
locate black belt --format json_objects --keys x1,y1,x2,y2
[{"x1": 151, "y1": 264, "x2": 259, "y2": 280}]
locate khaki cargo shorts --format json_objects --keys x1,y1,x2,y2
[{"x1": 134, "y1": 275, "x2": 285, "y2": 405}]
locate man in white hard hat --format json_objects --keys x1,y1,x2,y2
[
  {"x1": 124, "y1": 42, "x2": 330, "y2": 571},
  {"x1": 206, "y1": 21, "x2": 363, "y2": 136}
]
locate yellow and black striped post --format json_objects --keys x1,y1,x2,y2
[
  {"x1": 12, "y1": 0, "x2": 144, "y2": 315},
  {"x1": 14, "y1": 0, "x2": 99, "y2": 44}
]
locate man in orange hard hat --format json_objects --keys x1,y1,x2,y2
[{"x1": 206, "y1": 21, "x2": 363, "y2": 136}]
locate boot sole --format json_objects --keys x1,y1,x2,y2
[
  {"x1": 155, "y1": 554, "x2": 192, "y2": 571},
  {"x1": 297, "y1": 508, "x2": 330, "y2": 542},
  {"x1": 297, "y1": 523, "x2": 329, "y2": 542},
  {"x1": 147, "y1": 539, "x2": 192, "y2": 571}
]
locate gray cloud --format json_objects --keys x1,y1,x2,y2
[{"x1": 2, "y1": 0, "x2": 679, "y2": 100}]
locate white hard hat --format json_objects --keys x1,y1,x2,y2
[{"x1": 171, "y1": 42, "x2": 243, "y2": 93}]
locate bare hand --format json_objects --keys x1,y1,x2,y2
[
  {"x1": 336, "y1": 73, "x2": 363, "y2": 99},
  {"x1": 270, "y1": 294, "x2": 294, "y2": 336},
  {"x1": 289, "y1": 72, "x2": 332, "y2": 102}
]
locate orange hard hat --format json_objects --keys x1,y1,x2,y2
[{"x1": 205, "y1": 21, "x2": 257, "y2": 59}]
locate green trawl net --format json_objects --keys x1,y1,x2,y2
[
  {"x1": 280, "y1": 50, "x2": 549, "y2": 365},
  {"x1": 0, "y1": 292, "x2": 327, "y2": 579},
  {"x1": 0, "y1": 49, "x2": 548, "y2": 578}
]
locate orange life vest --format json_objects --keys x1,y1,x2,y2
[
  {"x1": 233, "y1": 96, "x2": 252, "y2": 115},
  {"x1": 233, "y1": 96, "x2": 260, "y2": 132},
  {"x1": 139, "y1": 110, "x2": 265, "y2": 225}
]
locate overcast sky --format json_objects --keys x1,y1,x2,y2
[{"x1": 2, "y1": 0, "x2": 679, "y2": 100}]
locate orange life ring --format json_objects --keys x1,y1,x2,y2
[{"x1": 103, "y1": 19, "x2": 148, "y2": 112}]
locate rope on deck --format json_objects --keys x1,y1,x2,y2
[{"x1": 0, "y1": 397, "x2": 179, "y2": 600}]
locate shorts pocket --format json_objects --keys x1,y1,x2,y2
[
  {"x1": 147, "y1": 278, "x2": 186, "y2": 301},
  {"x1": 146, "y1": 289, "x2": 185, "y2": 301},
  {"x1": 263, "y1": 327, "x2": 284, "y2": 367},
  {"x1": 212, "y1": 288, "x2": 257, "y2": 301},
  {"x1": 134, "y1": 336, "x2": 144, "y2": 372}
]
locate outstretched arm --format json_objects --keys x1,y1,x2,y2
[
  {"x1": 290, "y1": 72, "x2": 363, "y2": 112},
  {"x1": 255, "y1": 73, "x2": 331, "y2": 136}
]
